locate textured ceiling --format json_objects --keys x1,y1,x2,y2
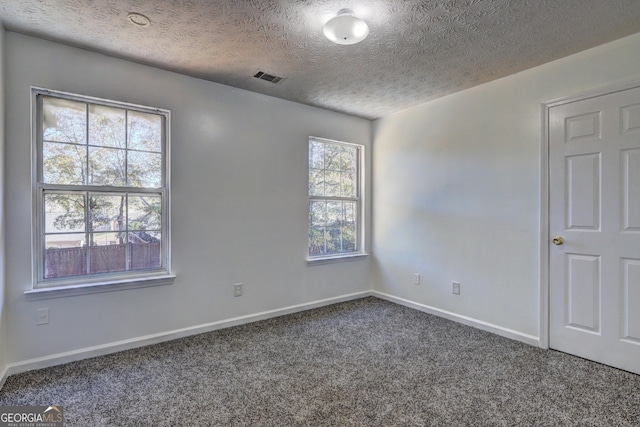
[{"x1": 1, "y1": 0, "x2": 640, "y2": 119}]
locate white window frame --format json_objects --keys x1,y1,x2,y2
[
  {"x1": 307, "y1": 136, "x2": 365, "y2": 262},
  {"x1": 28, "y1": 87, "x2": 173, "y2": 296}
]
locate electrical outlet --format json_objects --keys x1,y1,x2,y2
[
  {"x1": 234, "y1": 283, "x2": 243, "y2": 297},
  {"x1": 413, "y1": 273, "x2": 420, "y2": 285},
  {"x1": 452, "y1": 281, "x2": 461, "y2": 295},
  {"x1": 37, "y1": 308, "x2": 50, "y2": 325}
]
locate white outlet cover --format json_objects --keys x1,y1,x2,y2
[
  {"x1": 234, "y1": 283, "x2": 243, "y2": 297},
  {"x1": 37, "y1": 308, "x2": 50, "y2": 325},
  {"x1": 452, "y1": 281, "x2": 461, "y2": 295}
]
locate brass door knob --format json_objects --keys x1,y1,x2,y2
[{"x1": 552, "y1": 236, "x2": 564, "y2": 246}]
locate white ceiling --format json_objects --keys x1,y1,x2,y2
[{"x1": 1, "y1": 0, "x2": 640, "y2": 119}]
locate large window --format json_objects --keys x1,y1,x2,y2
[
  {"x1": 308, "y1": 137, "x2": 363, "y2": 259},
  {"x1": 32, "y1": 88, "x2": 171, "y2": 289}
]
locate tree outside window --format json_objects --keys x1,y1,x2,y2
[
  {"x1": 308, "y1": 137, "x2": 362, "y2": 258},
  {"x1": 34, "y1": 90, "x2": 170, "y2": 286}
]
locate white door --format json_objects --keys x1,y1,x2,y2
[{"x1": 549, "y1": 85, "x2": 640, "y2": 375}]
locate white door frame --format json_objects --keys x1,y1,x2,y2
[{"x1": 539, "y1": 79, "x2": 640, "y2": 350}]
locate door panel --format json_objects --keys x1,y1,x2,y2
[
  {"x1": 565, "y1": 112, "x2": 601, "y2": 142},
  {"x1": 622, "y1": 149, "x2": 640, "y2": 231},
  {"x1": 549, "y1": 85, "x2": 640, "y2": 375},
  {"x1": 621, "y1": 103, "x2": 640, "y2": 134},
  {"x1": 566, "y1": 153, "x2": 600, "y2": 230},
  {"x1": 566, "y1": 254, "x2": 600, "y2": 332},
  {"x1": 622, "y1": 258, "x2": 640, "y2": 342}
]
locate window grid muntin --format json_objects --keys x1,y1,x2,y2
[
  {"x1": 34, "y1": 88, "x2": 170, "y2": 287},
  {"x1": 39, "y1": 92, "x2": 166, "y2": 186},
  {"x1": 308, "y1": 137, "x2": 362, "y2": 258},
  {"x1": 308, "y1": 198, "x2": 358, "y2": 255},
  {"x1": 38, "y1": 187, "x2": 167, "y2": 282}
]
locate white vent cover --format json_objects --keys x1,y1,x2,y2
[{"x1": 254, "y1": 71, "x2": 284, "y2": 84}]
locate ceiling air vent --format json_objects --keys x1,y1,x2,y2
[{"x1": 254, "y1": 71, "x2": 284, "y2": 84}]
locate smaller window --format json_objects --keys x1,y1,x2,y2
[{"x1": 308, "y1": 137, "x2": 363, "y2": 259}]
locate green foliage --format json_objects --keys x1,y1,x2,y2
[
  {"x1": 308, "y1": 139, "x2": 359, "y2": 256},
  {"x1": 43, "y1": 97, "x2": 163, "y2": 245}
]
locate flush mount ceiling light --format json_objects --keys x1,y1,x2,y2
[
  {"x1": 323, "y1": 9, "x2": 369, "y2": 45},
  {"x1": 127, "y1": 12, "x2": 151, "y2": 27}
]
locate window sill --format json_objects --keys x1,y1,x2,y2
[
  {"x1": 307, "y1": 253, "x2": 368, "y2": 265},
  {"x1": 24, "y1": 274, "x2": 176, "y2": 300}
]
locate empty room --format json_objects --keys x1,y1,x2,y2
[{"x1": 0, "y1": 1, "x2": 639, "y2": 425}]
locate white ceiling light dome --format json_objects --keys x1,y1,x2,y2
[{"x1": 323, "y1": 9, "x2": 369, "y2": 45}]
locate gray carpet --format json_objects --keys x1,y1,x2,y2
[{"x1": 1, "y1": 297, "x2": 639, "y2": 426}]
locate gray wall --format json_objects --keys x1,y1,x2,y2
[
  {"x1": 4, "y1": 32, "x2": 372, "y2": 364},
  {"x1": 0, "y1": 26, "x2": 7, "y2": 381},
  {"x1": 372, "y1": 32, "x2": 640, "y2": 339}
]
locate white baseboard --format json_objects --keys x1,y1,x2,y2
[
  {"x1": 372, "y1": 291, "x2": 540, "y2": 347},
  {"x1": 6, "y1": 291, "x2": 373, "y2": 377},
  {"x1": 4, "y1": 290, "x2": 540, "y2": 380}
]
